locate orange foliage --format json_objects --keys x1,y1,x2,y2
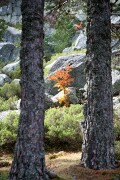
[
  {"x1": 48, "y1": 65, "x2": 74, "y2": 106},
  {"x1": 74, "y1": 21, "x2": 83, "y2": 30}
]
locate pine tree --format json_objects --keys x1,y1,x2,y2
[
  {"x1": 81, "y1": 0, "x2": 115, "y2": 169},
  {"x1": 8, "y1": 0, "x2": 46, "y2": 179}
]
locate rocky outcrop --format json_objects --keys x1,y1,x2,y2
[
  {"x1": 3, "y1": 26, "x2": 21, "y2": 43},
  {"x1": 0, "y1": 42, "x2": 20, "y2": 61},
  {"x1": 45, "y1": 54, "x2": 86, "y2": 95},
  {"x1": 112, "y1": 70, "x2": 120, "y2": 95},
  {"x1": 0, "y1": 0, "x2": 21, "y2": 24},
  {"x1": 0, "y1": 73, "x2": 11, "y2": 86},
  {"x1": 2, "y1": 60, "x2": 20, "y2": 73}
]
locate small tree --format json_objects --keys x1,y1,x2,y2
[{"x1": 48, "y1": 65, "x2": 74, "y2": 106}]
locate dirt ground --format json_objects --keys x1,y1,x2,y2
[{"x1": 0, "y1": 151, "x2": 120, "y2": 180}]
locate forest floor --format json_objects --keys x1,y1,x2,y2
[{"x1": 0, "y1": 151, "x2": 120, "y2": 180}]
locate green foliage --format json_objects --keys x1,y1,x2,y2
[
  {"x1": 44, "y1": 35, "x2": 55, "y2": 61},
  {"x1": 115, "y1": 141, "x2": 120, "y2": 160},
  {"x1": 1, "y1": 105, "x2": 120, "y2": 153},
  {"x1": 8, "y1": 66, "x2": 21, "y2": 80},
  {"x1": 0, "y1": 96, "x2": 18, "y2": 112},
  {"x1": 45, "y1": 104, "x2": 83, "y2": 149},
  {"x1": 0, "y1": 112, "x2": 19, "y2": 146},
  {"x1": 0, "y1": 82, "x2": 21, "y2": 99},
  {"x1": 0, "y1": 20, "x2": 8, "y2": 41},
  {"x1": 53, "y1": 14, "x2": 76, "y2": 53},
  {"x1": 0, "y1": 171, "x2": 8, "y2": 180},
  {"x1": 114, "y1": 109, "x2": 120, "y2": 141}
]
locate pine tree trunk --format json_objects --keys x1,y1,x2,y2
[
  {"x1": 8, "y1": 0, "x2": 46, "y2": 179},
  {"x1": 81, "y1": 0, "x2": 115, "y2": 169}
]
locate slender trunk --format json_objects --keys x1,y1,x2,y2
[
  {"x1": 8, "y1": 0, "x2": 46, "y2": 179},
  {"x1": 81, "y1": 0, "x2": 115, "y2": 169}
]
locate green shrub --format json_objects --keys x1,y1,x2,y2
[
  {"x1": 45, "y1": 104, "x2": 83, "y2": 150},
  {"x1": 8, "y1": 66, "x2": 21, "y2": 80},
  {"x1": 0, "y1": 82, "x2": 21, "y2": 99},
  {"x1": 0, "y1": 20, "x2": 8, "y2": 41},
  {"x1": 53, "y1": 14, "x2": 76, "y2": 53},
  {"x1": 0, "y1": 112, "x2": 19, "y2": 146},
  {"x1": 0, "y1": 171, "x2": 8, "y2": 180},
  {"x1": 115, "y1": 141, "x2": 120, "y2": 160},
  {"x1": 0, "y1": 96, "x2": 18, "y2": 111},
  {"x1": 1, "y1": 104, "x2": 120, "y2": 153}
]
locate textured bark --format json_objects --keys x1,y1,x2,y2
[
  {"x1": 8, "y1": 0, "x2": 46, "y2": 179},
  {"x1": 81, "y1": 0, "x2": 115, "y2": 169}
]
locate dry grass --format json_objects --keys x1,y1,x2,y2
[{"x1": 0, "y1": 152, "x2": 120, "y2": 180}]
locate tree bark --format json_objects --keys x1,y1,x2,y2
[
  {"x1": 8, "y1": 0, "x2": 46, "y2": 179},
  {"x1": 81, "y1": 0, "x2": 115, "y2": 169}
]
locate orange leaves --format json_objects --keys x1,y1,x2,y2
[
  {"x1": 48, "y1": 65, "x2": 74, "y2": 106},
  {"x1": 48, "y1": 65, "x2": 74, "y2": 91}
]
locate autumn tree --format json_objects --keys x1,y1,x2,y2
[
  {"x1": 81, "y1": 0, "x2": 115, "y2": 169},
  {"x1": 48, "y1": 65, "x2": 74, "y2": 106},
  {"x1": 8, "y1": 0, "x2": 46, "y2": 179}
]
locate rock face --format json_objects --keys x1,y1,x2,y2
[
  {"x1": 74, "y1": 31, "x2": 87, "y2": 50},
  {"x1": 0, "y1": 73, "x2": 11, "y2": 86},
  {"x1": 112, "y1": 70, "x2": 120, "y2": 95},
  {"x1": 2, "y1": 60, "x2": 20, "y2": 73},
  {"x1": 0, "y1": 0, "x2": 21, "y2": 24},
  {"x1": 0, "y1": 42, "x2": 20, "y2": 61},
  {"x1": 3, "y1": 26, "x2": 21, "y2": 43},
  {"x1": 45, "y1": 54, "x2": 86, "y2": 95}
]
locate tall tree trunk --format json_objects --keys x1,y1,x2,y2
[
  {"x1": 8, "y1": 0, "x2": 46, "y2": 179},
  {"x1": 81, "y1": 0, "x2": 115, "y2": 169}
]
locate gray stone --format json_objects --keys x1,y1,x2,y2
[
  {"x1": 0, "y1": 0, "x2": 21, "y2": 24},
  {"x1": 13, "y1": 79, "x2": 20, "y2": 84},
  {"x1": 62, "y1": 47, "x2": 74, "y2": 53},
  {"x1": 74, "y1": 31, "x2": 87, "y2": 50},
  {"x1": 0, "y1": 73, "x2": 11, "y2": 86},
  {"x1": 45, "y1": 54, "x2": 86, "y2": 95},
  {"x1": 0, "y1": 110, "x2": 20, "y2": 121},
  {"x1": 53, "y1": 87, "x2": 79, "y2": 105},
  {"x1": 111, "y1": 15, "x2": 120, "y2": 24},
  {"x1": 0, "y1": 42, "x2": 20, "y2": 61},
  {"x1": 45, "y1": 93, "x2": 59, "y2": 109},
  {"x1": 2, "y1": 60, "x2": 20, "y2": 74},
  {"x1": 3, "y1": 26, "x2": 21, "y2": 43},
  {"x1": 112, "y1": 70, "x2": 120, "y2": 95}
]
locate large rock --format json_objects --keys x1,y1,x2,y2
[
  {"x1": 0, "y1": 0, "x2": 21, "y2": 24},
  {"x1": 2, "y1": 60, "x2": 20, "y2": 74},
  {"x1": 112, "y1": 70, "x2": 120, "y2": 95},
  {"x1": 3, "y1": 26, "x2": 21, "y2": 43},
  {"x1": 45, "y1": 54, "x2": 86, "y2": 95},
  {"x1": 45, "y1": 93, "x2": 59, "y2": 109},
  {"x1": 53, "y1": 87, "x2": 79, "y2": 105},
  {"x1": 0, "y1": 73, "x2": 11, "y2": 86},
  {"x1": 0, "y1": 42, "x2": 20, "y2": 61},
  {"x1": 74, "y1": 31, "x2": 87, "y2": 50},
  {"x1": 0, "y1": 110, "x2": 20, "y2": 121},
  {"x1": 45, "y1": 87, "x2": 79, "y2": 109}
]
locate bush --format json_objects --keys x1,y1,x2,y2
[
  {"x1": 0, "y1": 20, "x2": 8, "y2": 41},
  {"x1": 115, "y1": 141, "x2": 120, "y2": 160},
  {"x1": 45, "y1": 104, "x2": 83, "y2": 150},
  {"x1": 0, "y1": 82, "x2": 21, "y2": 99},
  {"x1": 0, "y1": 96, "x2": 18, "y2": 111},
  {"x1": 0, "y1": 112, "x2": 19, "y2": 146},
  {"x1": 1, "y1": 105, "x2": 120, "y2": 154},
  {"x1": 8, "y1": 66, "x2": 21, "y2": 80}
]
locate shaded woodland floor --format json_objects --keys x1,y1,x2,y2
[{"x1": 0, "y1": 152, "x2": 120, "y2": 180}]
